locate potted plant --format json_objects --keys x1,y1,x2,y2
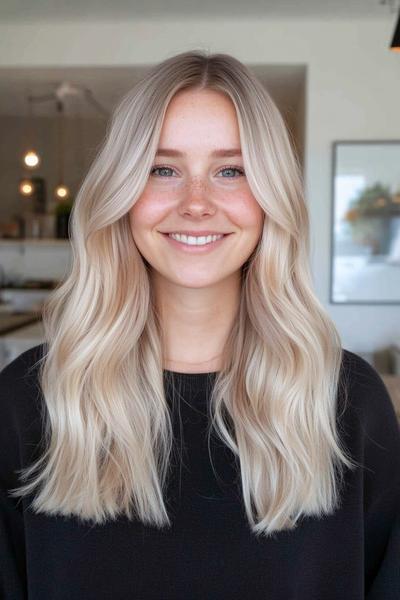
[{"x1": 344, "y1": 182, "x2": 400, "y2": 255}]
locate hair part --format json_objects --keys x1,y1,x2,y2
[{"x1": 8, "y1": 49, "x2": 359, "y2": 538}]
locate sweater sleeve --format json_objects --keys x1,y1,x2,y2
[
  {"x1": 344, "y1": 352, "x2": 400, "y2": 599},
  {"x1": 0, "y1": 356, "x2": 29, "y2": 599},
  {"x1": 0, "y1": 489, "x2": 27, "y2": 599}
]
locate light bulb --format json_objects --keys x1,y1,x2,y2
[
  {"x1": 19, "y1": 179, "x2": 33, "y2": 195},
  {"x1": 23, "y1": 150, "x2": 41, "y2": 168},
  {"x1": 55, "y1": 184, "x2": 69, "y2": 199}
]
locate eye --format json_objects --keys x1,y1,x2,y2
[
  {"x1": 149, "y1": 165, "x2": 245, "y2": 179},
  {"x1": 217, "y1": 166, "x2": 245, "y2": 178},
  {"x1": 150, "y1": 165, "x2": 177, "y2": 177}
]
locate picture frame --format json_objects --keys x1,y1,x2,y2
[{"x1": 330, "y1": 140, "x2": 400, "y2": 304}]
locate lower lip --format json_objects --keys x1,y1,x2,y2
[{"x1": 161, "y1": 233, "x2": 232, "y2": 252}]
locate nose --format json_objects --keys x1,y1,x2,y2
[{"x1": 178, "y1": 175, "x2": 216, "y2": 216}]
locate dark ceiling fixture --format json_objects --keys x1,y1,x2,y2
[
  {"x1": 390, "y1": 8, "x2": 400, "y2": 50},
  {"x1": 380, "y1": 0, "x2": 400, "y2": 51}
]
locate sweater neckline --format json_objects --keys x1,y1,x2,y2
[
  {"x1": 163, "y1": 369, "x2": 219, "y2": 376},
  {"x1": 162, "y1": 369, "x2": 219, "y2": 389}
]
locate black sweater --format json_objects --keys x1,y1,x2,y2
[{"x1": 0, "y1": 343, "x2": 399, "y2": 599}]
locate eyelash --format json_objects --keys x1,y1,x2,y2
[{"x1": 150, "y1": 164, "x2": 245, "y2": 178}]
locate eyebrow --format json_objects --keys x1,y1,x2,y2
[{"x1": 155, "y1": 148, "x2": 242, "y2": 158}]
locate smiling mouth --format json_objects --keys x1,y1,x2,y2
[
  {"x1": 160, "y1": 232, "x2": 232, "y2": 237},
  {"x1": 161, "y1": 232, "x2": 232, "y2": 248}
]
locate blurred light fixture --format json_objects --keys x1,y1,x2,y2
[
  {"x1": 55, "y1": 185, "x2": 69, "y2": 200},
  {"x1": 19, "y1": 179, "x2": 34, "y2": 196},
  {"x1": 380, "y1": 0, "x2": 400, "y2": 50},
  {"x1": 22, "y1": 95, "x2": 41, "y2": 169},
  {"x1": 24, "y1": 82, "x2": 109, "y2": 203},
  {"x1": 23, "y1": 150, "x2": 40, "y2": 168},
  {"x1": 390, "y1": 8, "x2": 400, "y2": 50},
  {"x1": 54, "y1": 99, "x2": 70, "y2": 201}
]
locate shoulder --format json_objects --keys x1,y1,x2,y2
[
  {"x1": 0, "y1": 343, "x2": 47, "y2": 409},
  {"x1": 0, "y1": 342, "x2": 47, "y2": 439},
  {"x1": 0, "y1": 341, "x2": 47, "y2": 430},
  {"x1": 0, "y1": 342, "x2": 46, "y2": 412},
  {"x1": 339, "y1": 348, "x2": 399, "y2": 433},
  {"x1": 340, "y1": 347, "x2": 387, "y2": 394},
  {"x1": 0, "y1": 342, "x2": 47, "y2": 383},
  {"x1": 0, "y1": 343, "x2": 47, "y2": 491},
  {"x1": 340, "y1": 348, "x2": 400, "y2": 502}
]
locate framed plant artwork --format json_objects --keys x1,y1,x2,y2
[{"x1": 330, "y1": 140, "x2": 400, "y2": 304}]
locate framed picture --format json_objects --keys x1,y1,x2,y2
[{"x1": 330, "y1": 140, "x2": 400, "y2": 304}]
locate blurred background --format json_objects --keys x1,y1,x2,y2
[{"x1": 0, "y1": 0, "x2": 399, "y2": 418}]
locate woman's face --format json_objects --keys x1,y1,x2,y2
[{"x1": 129, "y1": 88, "x2": 264, "y2": 288}]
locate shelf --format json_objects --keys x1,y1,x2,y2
[
  {"x1": 0, "y1": 238, "x2": 70, "y2": 246},
  {"x1": 0, "y1": 313, "x2": 41, "y2": 336}
]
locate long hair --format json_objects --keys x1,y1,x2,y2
[{"x1": 8, "y1": 50, "x2": 359, "y2": 538}]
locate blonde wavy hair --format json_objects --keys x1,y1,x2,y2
[{"x1": 9, "y1": 50, "x2": 358, "y2": 538}]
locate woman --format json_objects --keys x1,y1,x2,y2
[{"x1": 1, "y1": 50, "x2": 399, "y2": 600}]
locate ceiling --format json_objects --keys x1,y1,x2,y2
[
  {"x1": 0, "y1": 0, "x2": 394, "y2": 117},
  {"x1": 0, "y1": 65, "x2": 306, "y2": 118},
  {"x1": 0, "y1": 0, "x2": 397, "y2": 22}
]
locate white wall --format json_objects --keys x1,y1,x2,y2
[{"x1": 0, "y1": 17, "x2": 399, "y2": 354}]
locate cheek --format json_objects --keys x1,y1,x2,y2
[
  {"x1": 227, "y1": 193, "x2": 264, "y2": 231},
  {"x1": 129, "y1": 193, "x2": 166, "y2": 233}
]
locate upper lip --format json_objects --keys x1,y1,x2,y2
[{"x1": 160, "y1": 231, "x2": 232, "y2": 236}]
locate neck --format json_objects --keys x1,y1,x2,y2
[
  {"x1": 163, "y1": 352, "x2": 224, "y2": 373},
  {"x1": 152, "y1": 270, "x2": 241, "y2": 369}
]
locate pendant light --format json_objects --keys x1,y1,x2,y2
[
  {"x1": 22, "y1": 94, "x2": 41, "y2": 169},
  {"x1": 54, "y1": 99, "x2": 70, "y2": 200},
  {"x1": 20, "y1": 82, "x2": 108, "y2": 203},
  {"x1": 18, "y1": 179, "x2": 34, "y2": 196},
  {"x1": 20, "y1": 94, "x2": 39, "y2": 198},
  {"x1": 390, "y1": 8, "x2": 400, "y2": 51}
]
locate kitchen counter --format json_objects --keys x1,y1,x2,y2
[{"x1": 0, "y1": 312, "x2": 41, "y2": 335}]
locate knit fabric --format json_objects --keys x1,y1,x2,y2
[{"x1": 1, "y1": 344, "x2": 399, "y2": 599}]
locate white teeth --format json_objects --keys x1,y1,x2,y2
[{"x1": 168, "y1": 233, "x2": 224, "y2": 245}]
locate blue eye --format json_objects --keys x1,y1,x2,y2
[
  {"x1": 150, "y1": 166, "x2": 177, "y2": 177},
  {"x1": 149, "y1": 165, "x2": 245, "y2": 178},
  {"x1": 217, "y1": 166, "x2": 245, "y2": 178}
]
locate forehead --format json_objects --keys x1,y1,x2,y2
[{"x1": 157, "y1": 89, "x2": 241, "y2": 153}]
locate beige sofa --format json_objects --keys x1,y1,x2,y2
[{"x1": 381, "y1": 375, "x2": 400, "y2": 423}]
